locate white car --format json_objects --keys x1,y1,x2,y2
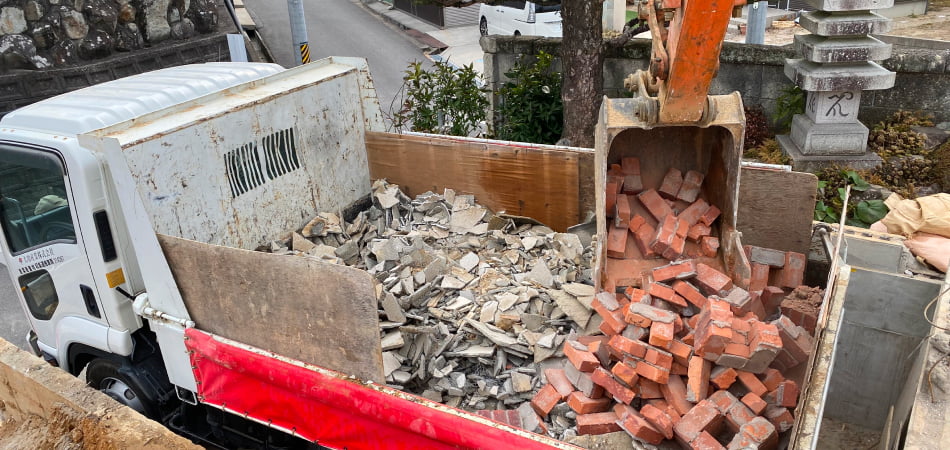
[{"x1": 479, "y1": 1, "x2": 562, "y2": 38}]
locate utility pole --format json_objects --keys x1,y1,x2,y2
[
  {"x1": 287, "y1": 0, "x2": 311, "y2": 65},
  {"x1": 745, "y1": 1, "x2": 768, "y2": 45}
]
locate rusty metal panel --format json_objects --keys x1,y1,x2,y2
[{"x1": 160, "y1": 234, "x2": 383, "y2": 382}]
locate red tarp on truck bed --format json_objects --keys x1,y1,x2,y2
[{"x1": 184, "y1": 328, "x2": 573, "y2": 449}]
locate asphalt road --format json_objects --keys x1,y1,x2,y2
[
  {"x1": 243, "y1": 0, "x2": 431, "y2": 118},
  {"x1": 0, "y1": 264, "x2": 29, "y2": 350}
]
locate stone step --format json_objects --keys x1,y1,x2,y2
[
  {"x1": 784, "y1": 59, "x2": 895, "y2": 91},
  {"x1": 794, "y1": 35, "x2": 892, "y2": 63},
  {"x1": 800, "y1": 11, "x2": 892, "y2": 36},
  {"x1": 804, "y1": 0, "x2": 894, "y2": 13}
]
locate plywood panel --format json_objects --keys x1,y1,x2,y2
[
  {"x1": 738, "y1": 168, "x2": 818, "y2": 255},
  {"x1": 158, "y1": 234, "x2": 383, "y2": 381},
  {"x1": 366, "y1": 132, "x2": 594, "y2": 232}
]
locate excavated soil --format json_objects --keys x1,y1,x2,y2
[{"x1": 781, "y1": 285, "x2": 823, "y2": 318}]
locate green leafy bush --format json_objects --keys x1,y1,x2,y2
[
  {"x1": 391, "y1": 60, "x2": 488, "y2": 137},
  {"x1": 814, "y1": 168, "x2": 889, "y2": 228},
  {"x1": 494, "y1": 51, "x2": 563, "y2": 144},
  {"x1": 774, "y1": 85, "x2": 804, "y2": 132}
]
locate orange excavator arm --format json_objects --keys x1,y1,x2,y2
[{"x1": 630, "y1": 0, "x2": 746, "y2": 124}]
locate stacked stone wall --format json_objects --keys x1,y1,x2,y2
[{"x1": 0, "y1": 0, "x2": 218, "y2": 70}]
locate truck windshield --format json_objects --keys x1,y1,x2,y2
[{"x1": 0, "y1": 145, "x2": 76, "y2": 254}]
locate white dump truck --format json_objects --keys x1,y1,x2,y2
[{"x1": 0, "y1": 58, "x2": 574, "y2": 449}]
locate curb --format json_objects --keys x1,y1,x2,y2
[{"x1": 357, "y1": 1, "x2": 448, "y2": 52}]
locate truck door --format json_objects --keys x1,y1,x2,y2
[{"x1": 0, "y1": 143, "x2": 106, "y2": 362}]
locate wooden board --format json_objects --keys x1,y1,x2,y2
[
  {"x1": 737, "y1": 168, "x2": 818, "y2": 255},
  {"x1": 158, "y1": 235, "x2": 383, "y2": 382},
  {"x1": 365, "y1": 132, "x2": 595, "y2": 232}
]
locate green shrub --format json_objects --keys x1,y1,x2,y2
[
  {"x1": 494, "y1": 51, "x2": 563, "y2": 145},
  {"x1": 391, "y1": 60, "x2": 488, "y2": 137}
]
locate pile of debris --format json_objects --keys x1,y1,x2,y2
[
  {"x1": 268, "y1": 179, "x2": 597, "y2": 422},
  {"x1": 525, "y1": 159, "x2": 820, "y2": 448}
]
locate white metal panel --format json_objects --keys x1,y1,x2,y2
[{"x1": 0, "y1": 63, "x2": 284, "y2": 136}]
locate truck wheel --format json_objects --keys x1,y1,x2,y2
[{"x1": 86, "y1": 358, "x2": 161, "y2": 420}]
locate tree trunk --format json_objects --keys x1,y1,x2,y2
[{"x1": 560, "y1": 0, "x2": 603, "y2": 148}]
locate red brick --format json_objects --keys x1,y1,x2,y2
[
  {"x1": 640, "y1": 404, "x2": 675, "y2": 440},
  {"x1": 576, "y1": 411, "x2": 622, "y2": 435},
  {"x1": 677, "y1": 170, "x2": 705, "y2": 203},
  {"x1": 623, "y1": 173, "x2": 644, "y2": 195},
  {"x1": 617, "y1": 408, "x2": 665, "y2": 444},
  {"x1": 588, "y1": 340, "x2": 611, "y2": 367},
  {"x1": 710, "y1": 366, "x2": 738, "y2": 390},
  {"x1": 659, "y1": 167, "x2": 685, "y2": 199},
  {"x1": 728, "y1": 417, "x2": 778, "y2": 449},
  {"x1": 749, "y1": 263, "x2": 770, "y2": 293},
  {"x1": 639, "y1": 189, "x2": 674, "y2": 222},
  {"x1": 736, "y1": 370, "x2": 769, "y2": 397},
  {"x1": 609, "y1": 334, "x2": 649, "y2": 359},
  {"x1": 628, "y1": 214, "x2": 646, "y2": 233},
  {"x1": 640, "y1": 379, "x2": 664, "y2": 399},
  {"x1": 648, "y1": 281, "x2": 679, "y2": 303},
  {"x1": 591, "y1": 367, "x2": 637, "y2": 404},
  {"x1": 624, "y1": 287, "x2": 650, "y2": 304},
  {"x1": 679, "y1": 199, "x2": 711, "y2": 226},
  {"x1": 564, "y1": 340, "x2": 601, "y2": 372},
  {"x1": 765, "y1": 380, "x2": 799, "y2": 408},
  {"x1": 669, "y1": 339, "x2": 693, "y2": 366},
  {"x1": 662, "y1": 374, "x2": 693, "y2": 416},
  {"x1": 772, "y1": 315, "x2": 812, "y2": 365},
  {"x1": 691, "y1": 431, "x2": 726, "y2": 450},
  {"x1": 673, "y1": 400, "x2": 724, "y2": 444},
  {"x1": 694, "y1": 263, "x2": 734, "y2": 296},
  {"x1": 611, "y1": 361, "x2": 640, "y2": 386},
  {"x1": 741, "y1": 393, "x2": 768, "y2": 415},
  {"x1": 636, "y1": 360, "x2": 671, "y2": 385},
  {"x1": 543, "y1": 368, "x2": 574, "y2": 399},
  {"x1": 674, "y1": 280, "x2": 708, "y2": 309},
  {"x1": 708, "y1": 389, "x2": 739, "y2": 414},
  {"x1": 648, "y1": 399, "x2": 682, "y2": 423},
  {"x1": 760, "y1": 286, "x2": 786, "y2": 313},
  {"x1": 607, "y1": 224, "x2": 629, "y2": 259},
  {"x1": 476, "y1": 409, "x2": 522, "y2": 429},
  {"x1": 606, "y1": 180, "x2": 619, "y2": 218},
  {"x1": 778, "y1": 251, "x2": 806, "y2": 288},
  {"x1": 672, "y1": 362, "x2": 689, "y2": 375},
  {"x1": 621, "y1": 156, "x2": 641, "y2": 175},
  {"x1": 596, "y1": 304, "x2": 628, "y2": 336},
  {"x1": 699, "y1": 205, "x2": 721, "y2": 226},
  {"x1": 530, "y1": 384, "x2": 561, "y2": 418},
  {"x1": 652, "y1": 214, "x2": 678, "y2": 257},
  {"x1": 664, "y1": 228, "x2": 688, "y2": 260},
  {"x1": 686, "y1": 355, "x2": 711, "y2": 402},
  {"x1": 577, "y1": 335, "x2": 609, "y2": 346},
  {"x1": 567, "y1": 391, "x2": 612, "y2": 414},
  {"x1": 724, "y1": 343, "x2": 751, "y2": 358},
  {"x1": 650, "y1": 321, "x2": 675, "y2": 350},
  {"x1": 608, "y1": 163, "x2": 623, "y2": 176},
  {"x1": 653, "y1": 260, "x2": 697, "y2": 282},
  {"x1": 764, "y1": 406, "x2": 795, "y2": 432},
  {"x1": 688, "y1": 222, "x2": 713, "y2": 242},
  {"x1": 725, "y1": 402, "x2": 757, "y2": 433},
  {"x1": 633, "y1": 222, "x2": 658, "y2": 258},
  {"x1": 700, "y1": 236, "x2": 720, "y2": 258},
  {"x1": 615, "y1": 194, "x2": 631, "y2": 229},
  {"x1": 759, "y1": 368, "x2": 784, "y2": 392},
  {"x1": 646, "y1": 346, "x2": 674, "y2": 370}
]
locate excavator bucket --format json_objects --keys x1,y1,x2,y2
[{"x1": 593, "y1": 93, "x2": 750, "y2": 291}]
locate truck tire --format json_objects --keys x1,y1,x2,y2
[{"x1": 86, "y1": 357, "x2": 164, "y2": 421}]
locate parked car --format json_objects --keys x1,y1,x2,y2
[{"x1": 479, "y1": 1, "x2": 562, "y2": 38}]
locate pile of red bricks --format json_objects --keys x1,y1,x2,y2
[{"x1": 529, "y1": 159, "x2": 815, "y2": 449}]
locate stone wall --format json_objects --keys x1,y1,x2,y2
[
  {"x1": 481, "y1": 36, "x2": 950, "y2": 127},
  {"x1": 0, "y1": 0, "x2": 219, "y2": 70}
]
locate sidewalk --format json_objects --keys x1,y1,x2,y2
[{"x1": 361, "y1": 0, "x2": 484, "y2": 73}]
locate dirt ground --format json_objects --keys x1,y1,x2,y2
[{"x1": 724, "y1": 3, "x2": 950, "y2": 45}]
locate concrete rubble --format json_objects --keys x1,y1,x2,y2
[{"x1": 267, "y1": 179, "x2": 597, "y2": 429}]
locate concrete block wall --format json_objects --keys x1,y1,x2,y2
[
  {"x1": 0, "y1": 338, "x2": 199, "y2": 448},
  {"x1": 481, "y1": 36, "x2": 950, "y2": 128},
  {"x1": 0, "y1": 31, "x2": 232, "y2": 117}
]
